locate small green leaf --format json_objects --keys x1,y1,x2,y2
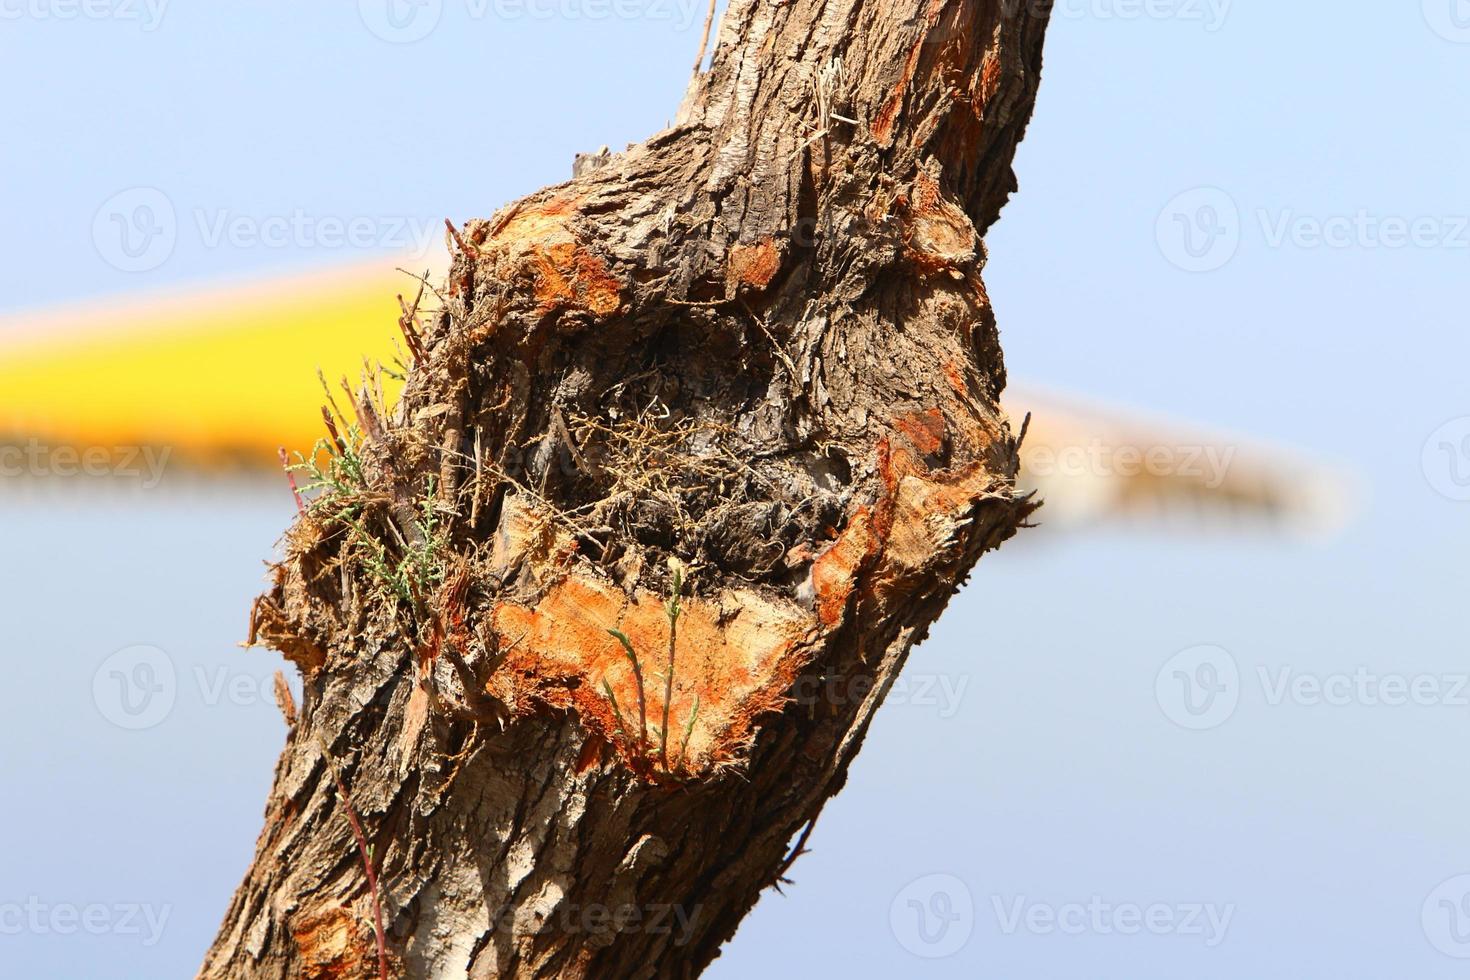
[
  {"x1": 602, "y1": 679, "x2": 628, "y2": 738},
  {"x1": 607, "y1": 629, "x2": 639, "y2": 667},
  {"x1": 678, "y1": 694, "x2": 701, "y2": 769}
]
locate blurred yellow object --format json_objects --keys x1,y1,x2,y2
[
  {"x1": 1004, "y1": 385, "x2": 1350, "y2": 537},
  {"x1": 0, "y1": 260, "x2": 434, "y2": 468}
]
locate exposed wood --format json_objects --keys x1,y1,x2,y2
[{"x1": 203, "y1": 1, "x2": 1051, "y2": 976}]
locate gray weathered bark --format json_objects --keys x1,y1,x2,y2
[{"x1": 202, "y1": 0, "x2": 1050, "y2": 975}]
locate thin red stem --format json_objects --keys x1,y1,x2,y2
[
  {"x1": 318, "y1": 738, "x2": 390, "y2": 980},
  {"x1": 278, "y1": 447, "x2": 305, "y2": 514}
]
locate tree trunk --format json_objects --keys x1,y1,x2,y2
[{"x1": 202, "y1": 1, "x2": 1050, "y2": 976}]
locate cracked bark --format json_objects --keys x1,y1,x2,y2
[{"x1": 202, "y1": 0, "x2": 1051, "y2": 976}]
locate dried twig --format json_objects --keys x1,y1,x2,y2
[
  {"x1": 444, "y1": 218, "x2": 473, "y2": 258},
  {"x1": 771, "y1": 815, "x2": 819, "y2": 895},
  {"x1": 396, "y1": 289, "x2": 427, "y2": 362},
  {"x1": 690, "y1": 0, "x2": 718, "y2": 80},
  {"x1": 271, "y1": 670, "x2": 298, "y2": 728}
]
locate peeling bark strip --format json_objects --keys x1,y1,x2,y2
[{"x1": 204, "y1": 1, "x2": 1050, "y2": 976}]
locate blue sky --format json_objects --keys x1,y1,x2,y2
[{"x1": 3, "y1": 1, "x2": 1470, "y2": 976}]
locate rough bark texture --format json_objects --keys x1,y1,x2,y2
[{"x1": 203, "y1": 1, "x2": 1050, "y2": 976}]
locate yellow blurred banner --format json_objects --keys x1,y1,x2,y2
[{"x1": 0, "y1": 260, "x2": 430, "y2": 468}]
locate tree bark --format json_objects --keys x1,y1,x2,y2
[{"x1": 203, "y1": 1, "x2": 1050, "y2": 976}]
